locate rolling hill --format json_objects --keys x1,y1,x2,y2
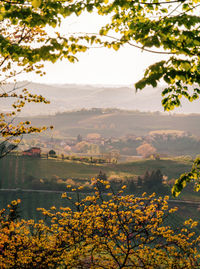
[
  {"x1": 2, "y1": 81, "x2": 200, "y2": 116},
  {"x1": 18, "y1": 108, "x2": 200, "y2": 138}
]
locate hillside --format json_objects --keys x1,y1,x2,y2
[
  {"x1": 0, "y1": 154, "x2": 193, "y2": 189},
  {"x1": 18, "y1": 109, "x2": 200, "y2": 138},
  {"x1": 2, "y1": 81, "x2": 200, "y2": 115}
]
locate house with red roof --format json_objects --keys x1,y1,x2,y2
[{"x1": 22, "y1": 147, "x2": 41, "y2": 157}]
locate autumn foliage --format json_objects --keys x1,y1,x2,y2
[
  {"x1": 136, "y1": 143, "x2": 157, "y2": 158},
  {"x1": 0, "y1": 181, "x2": 199, "y2": 268}
]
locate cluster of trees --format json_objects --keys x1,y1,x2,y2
[
  {"x1": 96, "y1": 169, "x2": 167, "y2": 195},
  {"x1": 75, "y1": 141, "x2": 100, "y2": 155},
  {"x1": 137, "y1": 169, "x2": 167, "y2": 194},
  {"x1": 150, "y1": 133, "x2": 200, "y2": 157},
  {"x1": 106, "y1": 132, "x2": 200, "y2": 158},
  {"x1": 64, "y1": 155, "x2": 107, "y2": 164},
  {"x1": 46, "y1": 152, "x2": 118, "y2": 164},
  {"x1": 136, "y1": 143, "x2": 157, "y2": 158}
]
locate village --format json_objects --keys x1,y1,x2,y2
[{"x1": 18, "y1": 128, "x2": 195, "y2": 165}]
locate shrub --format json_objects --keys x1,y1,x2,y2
[{"x1": 0, "y1": 184, "x2": 199, "y2": 268}]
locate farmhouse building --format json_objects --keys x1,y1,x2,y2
[{"x1": 23, "y1": 147, "x2": 41, "y2": 157}]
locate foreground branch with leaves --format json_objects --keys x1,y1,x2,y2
[
  {"x1": 0, "y1": 0, "x2": 89, "y2": 156},
  {"x1": 0, "y1": 181, "x2": 199, "y2": 268}
]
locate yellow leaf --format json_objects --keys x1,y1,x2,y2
[
  {"x1": 112, "y1": 43, "x2": 120, "y2": 51},
  {"x1": 32, "y1": 0, "x2": 41, "y2": 8}
]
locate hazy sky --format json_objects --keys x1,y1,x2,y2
[{"x1": 20, "y1": 13, "x2": 168, "y2": 86}]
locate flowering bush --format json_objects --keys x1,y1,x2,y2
[{"x1": 0, "y1": 182, "x2": 199, "y2": 268}]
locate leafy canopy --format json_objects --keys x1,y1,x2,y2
[{"x1": 86, "y1": 0, "x2": 200, "y2": 111}]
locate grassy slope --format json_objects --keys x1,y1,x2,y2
[
  {"x1": 0, "y1": 155, "x2": 193, "y2": 188},
  {"x1": 115, "y1": 158, "x2": 193, "y2": 179}
]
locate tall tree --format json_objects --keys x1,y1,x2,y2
[{"x1": 136, "y1": 143, "x2": 157, "y2": 158}]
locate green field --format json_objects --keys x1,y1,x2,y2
[
  {"x1": 1, "y1": 154, "x2": 200, "y2": 223},
  {"x1": 0, "y1": 154, "x2": 194, "y2": 189}
]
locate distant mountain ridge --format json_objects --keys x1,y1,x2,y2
[{"x1": 1, "y1": 81, "x2": 200, "y2": 115}]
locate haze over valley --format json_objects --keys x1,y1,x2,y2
[{"x1": 2, "y1": 82, "x2": 200, "y2": 115}]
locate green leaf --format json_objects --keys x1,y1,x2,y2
[{"x1": 181, "y1": 62, "x2": 191, "y2": 72}]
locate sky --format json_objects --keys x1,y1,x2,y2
[{"x1": 20, "y1": 12, "x2": 168, "y2": 86}]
